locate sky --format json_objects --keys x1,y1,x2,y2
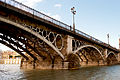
[{"x1": 0, "y1": 0, "x2": 120, "y2": 51}]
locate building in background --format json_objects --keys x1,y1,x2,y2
[
  {"x1": 0, "y1": 50, "x2": 2, "y2": 64},
  {"x1": 0, "y1": 50, "x2": 21, "y2": 64},
  {"x1": 0, "y1": 49, "x2": 2, "y2": 59}
]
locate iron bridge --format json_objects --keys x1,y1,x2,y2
[{"x1": 0, "y1": 0, "x2": 120, "y2": 69}]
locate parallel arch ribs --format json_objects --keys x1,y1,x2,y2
[{"x1": 73, "y1": 45, "x2": 105, "y2": 63}]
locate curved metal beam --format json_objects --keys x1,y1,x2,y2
[
  {"x1": 0, "y1": 40, "x2": 29, "y2": 60},
  {"x1": 76, "y1": 53, "x2": 83, "y2": 61},
  {"x1": 0, "y1": 29, "x2": 54, "y2": 60},
  {"x1": 107, "y1": 52, "x2": 118, "y2": 61},
  {"x1": 7, "y1": 32, "x2": 47, "y2": 60},
  {"x1": 0, "y1": 17, "x2": 64, "y2": 59},
  {"x1": 81, "y1": 50, "x2": 89, "y2": 62},
  {"x1": 23, "y1": 34, "x2": 54, "y2": 60},
  {"x1": 74, "y1": 45, "x2": 105, "y2": 60},
  {"x1": 0, "y1": 35, "x2": 37, "y2": 60}
]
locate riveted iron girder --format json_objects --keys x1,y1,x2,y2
[
  {"x1": 0, "y1": 40, "x2": 29, "y2": 60},
  {"x1": 0, "y1": 34, "x2": 37, "y2": 60}
]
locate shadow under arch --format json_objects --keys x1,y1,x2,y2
[
  {"x1": 0, "y1": 41, "x2": 29, "y2": 60},
  {"x1": 106, "y1": 52, "x2": 118, "y2": 65},
  {"x1": 73, "y1": 45, "x2": 105, "y2": 61},
  {"x1": 107, "y1": 52, "x2": 118, "y2": 59},
  {"x1": 66, "y1": 53, "x2": 81, "y2": 69},
  {"x1": 0, "y1": 32, "x2": 37, "y2": 61}
]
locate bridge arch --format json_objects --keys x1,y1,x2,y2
[
  {"x1": 107, "y1": 52, "x2": 118, "y2": 59},
  {"x1": 67, "y1": 45, "x2": 105, "y2": 69},
  {"x1": 106, "y1": 52, "x2": 118, "y2": 65},
  {"x1": 0, "y1": 40, "x2": 29, "y2": 60},
  {"x1": 73, "y1": 45, "x2": 105, "y2": 61},
  {"x1": 0, "y1": 32, "x2": 38, "y2": 61},
  {"x1": 0, "y1": 17, "x2": 64, "y2": 60}
]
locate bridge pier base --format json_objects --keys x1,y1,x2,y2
[
  {"x1": 33, "y1": 60, "x2": 36, "y2": 69},
  {"x1": 20, "y1": 59, "x2": 68, "y2": 69},
  {"x1": 20, "y1": 58, "x2": 118, "y2": 69}
]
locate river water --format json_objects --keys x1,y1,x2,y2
[{"x1": 0, "y1": 64, "x2": 120, "y2": 80}]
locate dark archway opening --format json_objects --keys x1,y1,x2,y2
[
  {"x1": 107, "y1": 53, "x2": 118, "y2": 65},
  {"x1": 74, "y1": 46, "x2": 104, "y2": 67},
  {"x1": 67, "y1": 54, "x2": 80, "y2": 69}
]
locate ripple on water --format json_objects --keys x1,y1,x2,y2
[
  {"x1": 0, "y1": 64, "x2": 26, "y2": 80},
  {"x1": 1, "y1": 64, "x2": 120, "y2": 80}
]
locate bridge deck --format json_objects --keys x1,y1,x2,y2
[{"x1": 0, "y1": 0, "x2": 119, "y2": 53}]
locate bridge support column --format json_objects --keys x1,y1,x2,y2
[
  {"x1": 117, "y1": 53, "x2": 120, "y2": 62},
  {"x1": 33, "y1": 60, "x2": 36, "y2": 69},
  {"x1": 20, "y1": 58, "x2": 28, "y2": 69},
  {"x1": 67, "y1": 35, "x2": 73, "y2": 54},
  {"x1": 103, "y1": 49, "x2": 108, "y2": 65},
  {"x1": 62, "y1": 61, "x2": 64, "y2": 68},
  {"x1": 51, "y1": 57, "x2": 55, "y2": 69},
  {"x1": 104, "y1": 49, "x2": 108, "y2": 59}
]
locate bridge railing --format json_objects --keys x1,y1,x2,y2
[{"x1": 0, "y1": 0, "x2": 114, "y2": 48}]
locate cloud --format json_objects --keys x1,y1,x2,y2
[
  {"x1": 41, "y1": 11, "x2": 61, "y2": 20},
  {"x1": 15, "y1": 0, "x2": 61, "y2": 20},
  {"x1": 51, "y1": 14, "x2": 61, "y2": 20},
  {"x1": 54, "y1": 4, "x2": 62, "y2": 8},
  {"x1": 40, "y1": 11, "x2": 51, "y2": 16},
  {"x1": 16, "y1": 0, "x2": 43, "y2": 7}
]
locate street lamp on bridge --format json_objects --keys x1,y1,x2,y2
[
  {"x1": 71, "y1": 7, "x2": 76, "y2": 32},
  {"x1": 107, "y1": 33, "x2": 109, "y2": 44}
]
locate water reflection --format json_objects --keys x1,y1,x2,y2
[{"x1": 0, "y1": 64, "x2": 120, "y2": 80}]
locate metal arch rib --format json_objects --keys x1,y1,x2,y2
[
  {"x1": 73, "y1": 45, "x2": 105, "y2": 61},
  {"x1": 107, "y1": 52, "x2": 118, "y2": 61},
  {"x1": 0, "y1": 40, "x2": 29, "y2": 60},
  {"x1": 0, "y1": 34, "x2": 37, "y2": 60},
  {"x1": 0, "y1": 17, "x2": 64, "y2": 60}
]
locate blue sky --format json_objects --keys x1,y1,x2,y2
[{"x1": 0, "y1": 0, "x2": 120, "y2": 50}]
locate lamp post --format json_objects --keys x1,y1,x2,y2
[
  {"x1": 71, "y1": 7, "x2": 76, "y2": 32},
  {"x1": 119, "y1": 38, "x2": 120, "y2": 49},
  {"x1": 107, "y1": 34, "x2": 109, "y2": 44}
]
